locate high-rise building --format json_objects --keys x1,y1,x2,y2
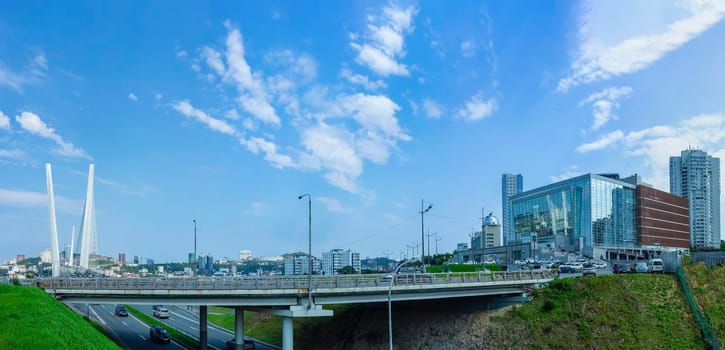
[
  {"x1": 321, "y1": 249, "x2": 361, "y2": 275},
  {"x1": 471, "y1": 213, "x2": 502, "y2": 249},
  {"x1": 239, "y1": 249, "x2": 252, "y2": 261},
  {"x1": 118, "y1": 253, "x2": 126, "y2": 265},
  {"x1": 670, "y1": 149, "x2": 721, "y2": 248},
  {"x1": 502, "y1": 173, "x2": 523, "y2": 245},
  {"x1": 283, "y1": 254, "x2": 320, "y2": 275}
]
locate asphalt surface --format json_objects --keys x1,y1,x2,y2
[
  {"x1": 132, "y1": 304, "x2": 278, "y2": 350},
  {"x1": 69, "y1": 303, "x2": 186, "y2": 350}
]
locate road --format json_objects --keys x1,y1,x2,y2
[
  {"x1": 132, "y1": 304, "x2": 278, "y2": 350},
  {"x1": 69, "y1": 303, "x2": 186, "y2": 350}
]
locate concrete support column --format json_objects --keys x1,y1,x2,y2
[
  {"x1": 200, "y1": 305, "x2": 208, "y2": 350},
  {"x1": 282, "y1": 316, "x2": 293, "y2": 350},
  {"x1": 234, "y1": 307, "x2": 245, "y2": 350}
]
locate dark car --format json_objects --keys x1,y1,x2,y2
[
  {"x1": 114, "y1": 305, "x2": 128, "y2": 317},
  {"x1": 226, "y1": 337, "x2": 255, "y2": 349},
  {"x1": 149, "y1": 325, "x2": 171, "y2": 344}
]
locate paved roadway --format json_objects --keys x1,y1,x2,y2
[
  {"x1": 132, "y1": 304, "x2": 278, "y2": 350},
  {"x1": 69, "y1": 303, "x2": 186, "y2": 350}
]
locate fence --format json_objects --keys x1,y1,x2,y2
[{"x1": 676, "y1": 266, "x2": 720, "y2": 350}]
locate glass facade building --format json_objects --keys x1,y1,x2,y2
[
  {"x1": 509, "y1": 174, "x2": 636, "y2": 254},
  {"x1": 502, "y1": 173, "x2": 523, "y2": 245}
]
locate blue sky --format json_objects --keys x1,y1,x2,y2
[{"x1": 2, "y1": 1, "x2": 725, "y2": 263}]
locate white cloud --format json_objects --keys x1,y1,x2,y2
[
  {"x1": 576, "y1": 130, "x2": 624, "y2": 153},
  {"x1": 15, "y1": 111, "x2": 89, "y2": 158},
  {"x1": 0, "y1": 53, "x2": 48, "y2": 93},
  {"x1": 176, "y1": 50, "x2": 188, "y2": 58},
  {"x1": 559, "y1": 1, "x2": 725, "y2": 91},
  {"x1": 0, "y1": 149, "x2": 24, "y2": 159},
  {"x1": 456, "y1": 93, "x2": 497, "y2": 121},
  {"x1": 242, "y1": 136, "x2": 295, "y2": 169},
  {"x1": 301, "y1": 123, "x2": 362, "y2": 193},
  {"x1": 461, "y1": 40, "x2": 476, "y2": 57},
  {"x1": 225, "y1": 109, "x2": 240, "y2": 120},
  {"x1": 550, "y1": 165, "x2": 584, "y2": 183},
  {"x1": 172, "y1": 100, "x2": 239, "y2": 136},
  {"x1": 223, "y1": 25, "x2": 280, "y2": 126},
  {"x1": 351, "y1": 4, "x2": 418, "y2": 77},
  {"x1": 0, "y1": 110, "x2": 10, "y2": 130},
  {"x1": 34, "y1": 54, "x2": 48, "y2": 69},
  {"x1": 340, "y1": 69, "x2": 387, "y2": 90},
  {"x1": 422, "y1": 99, "x2": 444, "y2": 119},
  {"x1": 317, "y1": 196, "x2": 347, "y2": 213},
  {"x1": 337, "y1": 93, "x2": 408, "y2": 140},
  {"x1": 201, "y1": 46, "x2": 226, "y2": 76},
  {"x1": 243, "y1": 201, "x2": 269, "y2": 216},
  {"x1": 128, "y1": 93, "x2": 138, "y2": 101},
  {"x1": 580, "y1": 86, "x2": 633, "y2": 130},
  {"x1": 0, "y1": 188, "x2": 83, "y2": 214}
]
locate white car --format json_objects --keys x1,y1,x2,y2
[{"x1": 594, "y1": 262, "x2": 607, "y2": 269}]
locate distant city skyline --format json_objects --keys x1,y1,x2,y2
[{"x1": 2, "y1": 2, "x2": 725, "y2": 261}]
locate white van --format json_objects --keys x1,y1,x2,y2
[{"x1": 647, "y1": 258, "x2": 664, "y2": 273}]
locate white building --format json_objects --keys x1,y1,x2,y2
[
  {"x1": 470, "y1": 213, "x2": 502, "y2": 249},
  {"x1": 502, "y1": 173, "x2": 523, "y2": 245},
  {"x1": 283, "y1": 254, "x2": 320, "y2": 275},
  {"x1": 40, "y1": 248, "x2": 52, "y2": 264},
  {"x1": 670, "y1": 149, "x2": 721, "y2": 248},
  {"x1": 239, "y1": 249, "x2": 252, "y2": 261},
  {"x1": 321, "y1": 249, "x2": 361, "y2": 275}
]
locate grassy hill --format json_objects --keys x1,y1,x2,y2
[
  {"x1": 205, "y1": 274, "x2": 704, "y2": 349},
  {"x1": 0, "y1": 284, "x2": 120, "y2": 350},
  {"x1": 684, "y1": 260, "x2": 725, "y2": 342}
]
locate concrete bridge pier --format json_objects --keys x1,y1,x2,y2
[
  {"x1": 234, "y1": 307, "x2": 245, "y2": 350},
  {"x1": 200, "y1": 305, "x2": 208, "y2": 350},
  {"x1": 282, "y1": 316, "x2": 293, "y2": 350}
]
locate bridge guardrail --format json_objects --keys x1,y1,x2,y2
[{"x1": 38, "y1": 270, "x2": 554, "y2": 291}]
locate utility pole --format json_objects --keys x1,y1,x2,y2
[
  {"x1": 435, "y1": 236, "x2": 442, "y2": 255},
  {"x1": 426, "y1": 230, "x2": 437, "y2": 258}
]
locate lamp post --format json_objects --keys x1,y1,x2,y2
[
  {"x1": 420, "y1": 200, "x2": 433, "y2": 266},
  {"x1": 388, "y1": 259, "x2": 410, "y2": 350},
  {"x1": 298, "y1": 193, "x2": 313, "y2": 309},
  {"x1": 193, "y1": 219, "x2": 197, "y2": 277}
]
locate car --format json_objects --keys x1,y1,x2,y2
[
  {"x1": 593, "y1": 262, "x2": 607, "y2": 269},
  {"x1": 149, "y1": 325, "x2": 170, "y2": 344},
  {"x1": 582, "y1": 263, "x2": 596, "y2": 276},
  {"x1": 153, "y1": 305, "x2": 170, "y2": 319},
  {"x1": 648, "y1": 258, "x2": 664, "y2": 273},
  {"x1": 634, "y1": 262, "x2": 649, "y2": 273},
  {"x1": 114, "y1": 305, "x2": 128, "y2": 317},
  {"x1": 226, "y1": 337, "x2": 255, "y2": 349}
]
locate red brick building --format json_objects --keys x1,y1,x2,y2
[{"x1": 636, "y1": 186, "x2": 690, "y2": 248}]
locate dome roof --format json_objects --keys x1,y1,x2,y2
[{"x1": 483, "y1": 212, "x2": 499, "y2": 226}]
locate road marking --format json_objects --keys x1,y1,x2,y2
[
  {"x1": 139, "y1": 335, "x2": 146, "y2": 340},
  {"x1": 89, "y1": 306, "x2": 107, "y2": 326},
  {"x1": 121, "y1": 321, "x2": 127, "y2": 326}
]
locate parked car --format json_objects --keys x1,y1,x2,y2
[
  {"x1": 149, "y1": 325, "x2": 170, "y2": 344},
  {"x1": 582, "y1": 263, "x2": 596, "y2": 276},
  {"x1": 153, "y1": 305, "x2": 170, "y2": 319},
  {"x1": 634, "y1": 262, "x2": 649, "y2": 273},
  {"x1": 226, "y1": 337, "x2": 255, "y2": 349},
  {"x1": 114, "y1": 305, "x2": 128, "y2": 317},
  {"x1": 648, "y1": 258, "x2": 664, "y2": 273},
  {"x1": 558, "y1": 264, "x2": 576, "y2": 273},
  {"x1": 593, "y1": 262, "x2": 607, "y2": 269}
]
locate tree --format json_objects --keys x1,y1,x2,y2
[
  {"x1": 337, "y1": 265, "x2": 357, "y2": 274},
  {"x1": 721, "y1": 240, "x2": 725, "y2": 251}
]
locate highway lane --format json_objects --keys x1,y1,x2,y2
[
  {"x1": 133, "y1": 304, "x2": 278, "y2": 350},
  {"x1": 68, "y1": 303, "x2": 185, "y2": 350}
]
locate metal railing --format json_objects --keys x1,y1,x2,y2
[{"x1": 38, "y1": 270, "x2": 554, "y2": 291}]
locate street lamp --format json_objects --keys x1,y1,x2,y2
[
  {"x1": 193, "y1": 219, "x2": 197, "y2": 277},
  {"x1": 298, "y1": 193, "x2": 313, "y2": 309},
  {"x1": 420, "y1": 200, "x2": 433, "y2": 266},
  {"x1": 388, "y1": 259, "x2": 410, "y2": 350}
]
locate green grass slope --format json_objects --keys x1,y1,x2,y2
[
  {"x1": 0, "y1": 284, "x2": 121, "y2": 350},
  {"x1": 494, "y1": 275, "x2": 703, "y2": 350},
  {"x1": 684, "y1": 261, "x2": 725, "y2": 342}
]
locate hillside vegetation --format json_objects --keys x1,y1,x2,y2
[
  {"x1": 0, "y1": 284, "x2": 120, "y2": 350},
  {"x1": 684, "y1": 260, "x2": 725, "y2": 342},
  {"x1": 288, "y1": 274, "x2": 703, "y2": 349}
]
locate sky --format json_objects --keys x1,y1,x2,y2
[{"x1": 2, "y1": 1, "x2": 725, "y2": 263}]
